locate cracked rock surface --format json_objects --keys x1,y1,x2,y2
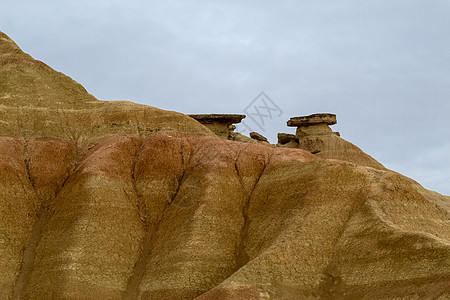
[{"x1": 1, "y1": 31, "x2": 450, "y2": 299}]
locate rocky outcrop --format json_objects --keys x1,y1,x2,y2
[
  {"x1": 277, "y1": 133, "x2": 299, "y2": 148},
  {"x1": 188, "y1": 114, "x2": 245, "y2": 139},
  {"x1": 287, "y1": 113, "x2": 337, "y2": 132},
  {"x1": 188, "y1": 114, "x2": 271, "y2": 146},
  {"x1": 249, "y1": 132, "x2": 267, "y2": 141},
  {"x1": 285, "y1": 113, "x2": 386, "y2": 170},
  {"x1": 1, "y1": 31, "x2": 449, "y2": 299},
  {"x1": 249, "y1": 132, "x2": 271, "y2": 146}
]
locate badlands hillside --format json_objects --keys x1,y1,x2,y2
[{"x1": 0, "y1": 31, "x2": 449, "y2": 299}]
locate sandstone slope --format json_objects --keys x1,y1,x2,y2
[
  {"x1": 0, "y1": 31, "x2": 213, "y2": 140},
  {"x1": 0, "y1": 31, "x2": 449, "y2": 299}
]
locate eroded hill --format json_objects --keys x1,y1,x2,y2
[{"x1": 0, "y1": 31, "x2": 449, "y2": 299}]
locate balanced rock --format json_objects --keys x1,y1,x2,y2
[
  {"x1": 287, "y1": 113, "x2": 385, "y2": 169},
  {"x1": 287, "y1": 113, "x2": 337, "y2": 126},
  {"x1": 189, "y1": 114, "x2": 245, "y2": 139},
  {"x1": 287, "y1": 113, "x2": 337, "y2": 138}
]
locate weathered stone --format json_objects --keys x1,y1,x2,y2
[
  {"x1": 249, "y1": 132, "x2": 268, "y2": 142},
  {"x1": 287, "y1": 113, "x2": 337, "y2": 127},
  {"x1": 284, "y1": 113, "x2": 384, "y2": 169},
  {"x1": 188, "y1": 114, "x2": 245, "y2": 139},
  {"x1": 189, "y1": 114, "x2": 246, "y2": 124},
  {"x1": 229, "y1": 131, "x2": 259, "y2": 144},
  {"x1": 288, "y1": 114, "x2": 336, "y2": 138},
  {"x1": 276, "y1": 133, "x2": 299, "y2": 148},
  {"x1": 277, "y1": 133, "x2": 298, "y2": 144}
]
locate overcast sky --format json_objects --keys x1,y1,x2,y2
[{"x1": 2, "y1": 0, "x2": 449, "y2": 195}]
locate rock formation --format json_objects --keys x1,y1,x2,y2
[
  {"x1": 287, "y1": 113, "x2": 338, "y2": 135},
  {"x1": 188, "y1": 114, "x2": 245, "y2": 139},
  {"x1": 249, "y1": 132, "x2": 271, "y2": 146},
  {"x1": 188, "y1": 114, "x2": 271, "y2": 146},
  {"x1": 249, "y1": 132, "x2": 267, "y2": 141},
  {"x1": 277, "y1": 133, "x2": 299, "y2": 148},
  {"x1": 1, "y1": 31, "x2": 449, "y2": 299},
  {"x1": 283, "y1": 113, "x2": 386, "y2": 170}
]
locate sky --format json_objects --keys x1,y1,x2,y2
[{"x1": 2, "y1": 0, "x2": 449, "y2": 195}]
